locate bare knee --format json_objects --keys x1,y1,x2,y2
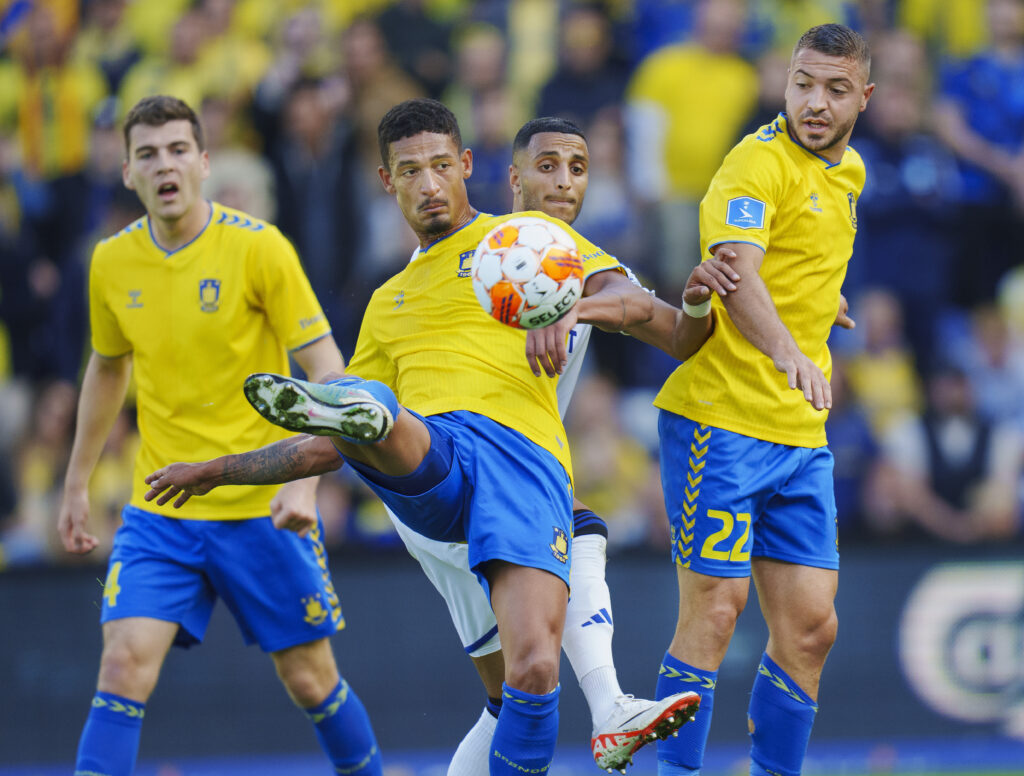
[
  {"x1": 273, "y1": 639, "x2": 340, "y2": 708},
  {"x1": 504, "y1": 647, "x2": 560, "y2": 695},
  {"x1": 97, "y1": 639, "x2": 161, "y2": 701}
]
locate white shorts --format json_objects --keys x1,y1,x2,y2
[{"x1": 387, "y1": 509, "x2": 501, "y2": 658}]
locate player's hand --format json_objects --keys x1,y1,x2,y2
[
  {"x1": 683, "y1": 250, "x2": 740, "y2": 305},
  {"x1": 58, "y1": 487, "x2": 99, "y2": 554},
  {"x1": 834, "y1": 293, "x2": 855, "y2": 329},
  {"x1": 773, "y1": 350, "x2": 832, "y2": 411},
  {"x1": 270, "y1": 479, "x2": 319, "y2": 537},
  {"x1": 526, "y1": 306, "x2": 579, "y2": 378},
  {"x1": 144, "y1": 462, "x2": 216, "y2": 508}
]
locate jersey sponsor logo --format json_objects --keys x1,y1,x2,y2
[
  {"x1": 847, "y1": 192, "x2": 858, "y2": 229},
  {"x1": 725, "y1": 197, "x2": 766, "y2": 230},
  {"x1": 549, "y1": 526, "x2": 568, "y2": 564},
  {"x1": 126, "y1": 290, "x2": 143, "y2": 309},
  {"x1": 299, "y1": 314, "x2": 324, "y2": 329},
  {"x1": 809, "y1": 192, "x2": 822, "y2": 212},
  {"x1": 199, "y1": 279, "x2": 220, "y2": 312},
  {"x1": 393, "y1": 291, "x2": 405, "y2": 309},
  {"x1": 457, "y1": 249, "x2": 475, "y2": 278},
  {"x1": 302, "y1": 593, "x2": 329, "y2": 626}
]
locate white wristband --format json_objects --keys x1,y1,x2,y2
[{"x1": 682, "y1": 299, "x2": 711, "y2": 318}]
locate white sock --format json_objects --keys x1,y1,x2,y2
[
  {"x1": 447, "y1": 706, "x2": 497, "y2": 776},
  {"x1": 562, "y1": 533, "x2": 623, "y2": 728},
  {"x1": 580, "y1": 664, "x2": 624, "y2": 730}
]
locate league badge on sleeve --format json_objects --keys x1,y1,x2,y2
[{"x1": 725, "y1": 197, "x2": 766, "y2": 230}]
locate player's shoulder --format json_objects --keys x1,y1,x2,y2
[
  {"x1": 730, "y1": 115, "x2": 792, "y2": 163},
  {"x1": 93, "y1": 216, "x2": 149, "y2": 262},
  {"x1": 208, "y1": 202, "x2": 277, "y2": 241}
]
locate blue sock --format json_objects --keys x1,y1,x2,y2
[
  {"x1": 304, "y1": 679, "x2": 382, "y2": 776},
  {"x1": 748, "y1": 653, "x2": 818, "y2": 776},
  {"x1": 327, "y1": 376, "x2": 400, "y2": 421},
  {"x1": 74, "y1": 691, "x2": 146, "y2": 776},
  {"x1": 656, "y1": 653, "x2": 717, "y2": 775},
  {"x1": 490, "y1": 683, "x2": 559, "y2": 776}
]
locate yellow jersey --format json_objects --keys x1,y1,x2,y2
[
  {"x1": 89, "y1": 201, "x2": 332, "y2": 519},
  {"x1": 655, "y1": 114, "x2": 865, "y2": 448},
  {"x1": 346, "y1": 211, "x2": 621, "y2": 479}
]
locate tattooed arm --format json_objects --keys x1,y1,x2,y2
[{"x1": 144, "y1": 435, "x2": 343, "y2": 509}]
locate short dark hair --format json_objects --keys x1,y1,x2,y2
[
  {"x1": 793, "y1": 23, "x2": 871, "y2": 74},
  {"x1": 512, "y1": 117, "x2": 587, "y2": 156},
  {"x1": 123, "y1": 95, "x2": 205, "y2": 152},
  {"x1": 378, "y1": 98, "x2": 461, "y2": 169}
]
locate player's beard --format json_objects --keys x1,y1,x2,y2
[
  {"x1": 420, "y1": 211, "x2": 453, "y2": 236},
  {"x1": 800, "y1": 112, "x2": 857, "y2": 157}
]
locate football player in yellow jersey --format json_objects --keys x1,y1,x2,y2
[
  {"x1": 143, "y1": 111, "x2": 742, "y2": 774},
  {"x1": 55, "y1": 97, "x2": 386, "y2": 776},
  {"x1": 652, "y1": 25, "x2": 874, "y2": 776},
  {"x1": 142, "y1": 98, "x2": 719, "y2": 776}
]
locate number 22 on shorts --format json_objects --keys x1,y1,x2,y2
[{"x1": 701, "y1": 510, "x2": 751, "y2": 562}]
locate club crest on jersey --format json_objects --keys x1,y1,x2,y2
[
  {"x1": 199, "y1": 279, "x2": 220, "y2": 312},
  {"x1": 302, "y1": 594, "x2": 328, "y2": 626},
  {"x1": 549, "y1": 527, "x2": 569, "y2": 564},
  {"x1": 457, "y1": 250, "x2": 475, "y2": 278},
  {"x1": 847, "y1": 192, "x2": 858, "y2": 229},
  {"x1": 126, "y1": 290, "x2": 143, "y2": 309},
  {"x1": 725, "y1": 197, "x2": 765, "y2": 229}
]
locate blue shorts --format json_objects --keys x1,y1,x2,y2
[
  {"x1": 659, "y1": 411, "x2": 838, "y2": 576},
  {"x1": 101, "y1": 505, "x2": 344, "y2": 652},
  {"x1": 345, "y1": 411, "x2": 574, "y2": 594}
]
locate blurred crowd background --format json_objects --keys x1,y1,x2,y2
[{"x1": 2, "y1": 0, "x2": 1024, "y2": 568}]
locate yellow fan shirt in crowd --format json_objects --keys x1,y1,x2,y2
[
  {"x1": 89, "y1": 202, "x2": 332, "y2": 519},
  {"x1": 346, "y1": 211, "x2": 621, "y2": 479},
  {"x1": 656, "y1": 113, "x2": 865, "y2": 448}
]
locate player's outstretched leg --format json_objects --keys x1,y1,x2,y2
[
  {"x1": 592, "y1": 692, "x2": 701, "y2": 774},
  {"x1": 244, "y1": 373, "x2": 396, "y2": 442}
]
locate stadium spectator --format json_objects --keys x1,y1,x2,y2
[
  {"x1": 934, "y1": 0, "x2": 1024, "y2": 307},
  {"x1": 442, "y1": 22, "x2": 516, "y2": 147},
  {"x1": 71, "y1": 0, "x2": 141, "y2": 95},
  {"x1": 626, "y1": 0, "x2": 757, "y2": 292},
  {"x1": 118, "y1": 9, "x2": 212, "y2": 114},
  {"x1": 376, "y1": 0, "x2": 454, "y2": 99},
  {"x1": 874, "y1": 362, "x2": 1023, "y2": 543},
  {"x1": 826, "y1": 358, "x2": 883, "y2": 540},
  {"x1": 948, "y1": 304, "x2": 1024, "y2": 428},
  {"x1": 535, "y1": 3, "x2": 631, "y2": 129},
  {"x1": 847, "y1": 30, "x2": 961, "y2": 368},
  {"x1": 199, "y1": 95, "x2": 275, "y2": 221},
  {"x1": 842, "y1": 289, "x2": 923, "y2": 437},
  {"x1": 264, "y1": 79, "x2": 364, "y2": 352}
]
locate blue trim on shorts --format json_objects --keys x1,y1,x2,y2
[{"x1": 464, "y1": 624, "x2": 500, "y2": 654}]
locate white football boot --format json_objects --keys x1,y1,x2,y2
[{"x1": 590, "y1": 691, "x2": 700, "y2": 773}]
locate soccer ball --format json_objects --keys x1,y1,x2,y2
[{"x1": 470, "y1": 216, "x2": 584, "y2": 329}]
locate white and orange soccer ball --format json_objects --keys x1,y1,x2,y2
[{"x1": 470, "y1": 216, "x2": 584, "y2": 329}]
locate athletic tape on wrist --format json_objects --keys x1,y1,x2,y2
[{"x1": 682, "y1": 299, "x2": 712, "y2": 318}]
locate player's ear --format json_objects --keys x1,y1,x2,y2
[
  {"x1": 461, "y1": 147, "x2": 473, "y2": 179},
  {"x1": 378, "y1": 165, "x2": 395, "y2": 194},
  {"x1": 860, "y1": 81, "x2": 875, "y2": 112},
  {"x1": 199, "y1": 150, "x2": 211, "y2": 180},
  {"x1": 122, "y1": 159, "x2": 134, "y2": 190},
  {"x1": 509, "y1": 164, "x2": 521, "y2": 196}
]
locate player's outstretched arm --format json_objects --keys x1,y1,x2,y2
[
  {"x1": 58, "y1": 352, "x2": 133, "y2": 554},
  {"x1": 716, "y1": 243, "x2": 832, "y2": 411},
  {"x1": 144, "y1": 434, "x2": 343, "y2": 509},
  {"x1": 624, "y1": 253, "x2": 740, "y2": 360},
  {"x1": 525, "y1": 268, "x2": 656, "y2": 378}
]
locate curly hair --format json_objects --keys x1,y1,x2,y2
[{"x1": 377, "y1": 98, "x2": 462, "y2": 169}]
